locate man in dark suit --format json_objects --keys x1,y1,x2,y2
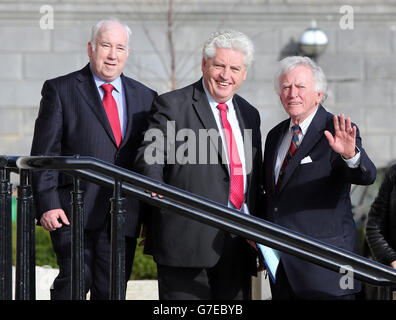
[
  {"x1": 135, "y1": 30, "x2": 262, "y2": 300},
  {"x1": 262, "y1": 56, "x2": 376, "y2": 300},
  {"x1": 30, "y1": 19, "x2": 157, "y2": 299}
]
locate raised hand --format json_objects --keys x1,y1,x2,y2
[{"x1": 324, "y1": 114, "x2": 357, "y2": 159}]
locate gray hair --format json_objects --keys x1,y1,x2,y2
[
  {"x1": 90, "y1": 18, "x2": 132, "y2": 51},
  {"x1": 202, "y1": 30, "x2": 254, "y2": 69},
  {"x1": 274, "y1": 56, "x2": 328, "y2": 100}
]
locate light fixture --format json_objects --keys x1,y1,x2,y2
[{"x1": 299, "y1": 20, "x2": 328, "y2": 59}]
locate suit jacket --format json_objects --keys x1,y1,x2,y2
[
  {"x1": 262, "y1": 105, "x2": 376, "y2": 297},
  {"x1": 30, "y1": 63, "x2": 157, "y2": 237},
  {"x1": 135, "y1": 79, "x2": 263, "y2": 269}
]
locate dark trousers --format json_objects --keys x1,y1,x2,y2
[
  {"x1": 270, "y1": 261, "x2": 355, "y2": 300},
  {"x1": 157, "y1": 236, "x2": 253, "y2": 300},
  {"x1": 49, "y1": 224, "x2": 137, "y2": 300}
]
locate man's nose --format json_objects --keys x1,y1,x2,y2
[
  {"x1": 289, "y1": 85, "x2": 298, "y2": 97},
  {"x1": 108, "y1": 46, "x2": 117, "y2": 59},
  {"x1": 220, "y1": 67, "x2": 231, "y2": 79}
]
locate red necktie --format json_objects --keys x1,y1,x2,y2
[
  {"x1": 276, "y1": 125, "x2": 301, "y2": 190},
  {"x1": 217, "y1": 103, "x2": 244, "y2": 210},
  {"x1": 101, "y1": 84, "x2": 122, "y2": 147}
]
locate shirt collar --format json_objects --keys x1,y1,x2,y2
[
  {"x1": 90, "y1": 67, "x2": 122, "y2": 93},
  {"x1": 289, "y1": 107, "x2": 319, "y2": 135},
  {"x1": 202, "y1": 79, "x2": 233, "y2": 111}
]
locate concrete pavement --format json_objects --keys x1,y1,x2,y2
[{"x1": 12, "y1": 266, "x2": 159, "y2": 300}]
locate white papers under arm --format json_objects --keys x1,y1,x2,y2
[{"x1": 257, "y1": 243, "x2": 280, "y2": 283}]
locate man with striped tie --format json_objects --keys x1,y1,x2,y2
[{"x1": 262, "y1": 56, "x2": 376, "y2": 300}]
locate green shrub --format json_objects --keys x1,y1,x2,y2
[
  {"x1": 12, "y1": 223, "x2": 57, "y2": 268},
  {"x1": 131, "y1": 240, "x2": 157, "y2": 280},
  {"x1": 12, "y1": 223, "x2": 157, "y2": 280},
  {"x1": 35, "y1": 226, "x2": 57, "y2": 267}
]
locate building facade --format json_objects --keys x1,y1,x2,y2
[{"x1": 1, "y1": 0, "x2": 396, "y2": 167}]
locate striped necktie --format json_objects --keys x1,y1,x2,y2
[{"x1": 276, "y1": 125, "x2": 301, "y2": 190}]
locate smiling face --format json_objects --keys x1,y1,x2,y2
[
  {"x1": 201, "y1": 47, "x2": 247, "y2": 103},
  {"x1": 279, "y1": 65, "x2": 324, "y2": 124},
  {"x1": 87, "y1": 22, "x2": 129, "y2": 82}
]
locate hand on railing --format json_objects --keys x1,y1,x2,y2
[
  {"x1": 40, "y1": 208, "x2": 70, "y2": 231},
  {"x1": 391, "y1": 260, "x2": 396, "y2": 269},
  {"x1": 147, "y1": 190, "x2": 163, "y2": 199}
]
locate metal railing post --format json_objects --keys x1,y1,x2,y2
[
  {"x1": 71, "y1": 176, "x2": 85, "y2": 300},
  {"x1": 110, "y1": 179, "x2": 126, "y2": 300},
  {"x1": 15, "y1": 169, "x2": 35, "y2": 300},
  {"x1": 27, "y1": 171, "x2": 35, "y2": 300},
  {"x1": 0, "y1": 168, "x2": 12, "y2": 300}
]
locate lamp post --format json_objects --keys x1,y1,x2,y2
[{"x1": 299, "y1": 20, "x2": 328, "y2": 60}]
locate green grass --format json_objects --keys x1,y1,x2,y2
[
  {"x1": 11, "y1": 222, "x2": 157, "y2": 280},
  {"x1": 11, "y1": 196, "x2": 157, "y2": 279},
  {"x1": 131, "y1": 240, "x2": 157, "y2": 280}
]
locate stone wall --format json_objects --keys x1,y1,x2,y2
[{"x1": 1, "y1": 0, "x2": 396, "y2": 167}]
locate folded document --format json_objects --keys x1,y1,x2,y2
[{"x1": 257, "y1": 244, "x2": 280, "y2": 283}]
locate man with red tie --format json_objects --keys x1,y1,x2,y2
[
  {"x1": 30, "y1": 19, "x2": 157, "y2": 299},
  {"x1": 135, "y1": 30, "x2": 263, "y2": 300},
  {"x1": 262, "y1": 56, "x2": 376, "y2": 300}
]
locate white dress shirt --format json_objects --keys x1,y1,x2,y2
[
  {"x1": 202, "y1": 80, "x2": 248, "y2": 212},
  {"x1": 91, "y1": 70, "x2": 127, "y2": 137}
]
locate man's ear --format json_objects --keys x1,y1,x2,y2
[
  {"x1": 316, "y1": 92, "x2": 324, "y2": 105},
  {"x1": 87, "y1": 42, "x2": 93, "y2": 57},
  {"x1": 201, "y1": 58, "x2": 206, "y2": 73}
]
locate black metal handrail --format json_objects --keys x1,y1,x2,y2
[
  {"x1": 17, "y1": 156, "x2": 396, "y2": 285},
  {"x1": 2, "y1": 155, "x2": 396, "y2": 300}
]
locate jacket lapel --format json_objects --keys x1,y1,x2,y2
[
  {"x1": 278, "y1": 106, "x2": 327, "y2": 192},
  {"x1": 191, "y1": 80, "x2": 228, "y2": 170},
  {"x1": 268, "y1": 120, "x2": 289, "y2": 193},
  {"x1": 119, "y1": 74, "x2": 139, "y2": 149},
  {"x1": 76, "y1": 64, "x2": 118, "y2": 147},
  {"x1": 233, "y1": 96, "x2": 257, "y2": 190}
]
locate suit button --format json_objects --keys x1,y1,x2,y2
[{"x1": 274, "y1": 207, "x2": 278, "y2": 213}]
